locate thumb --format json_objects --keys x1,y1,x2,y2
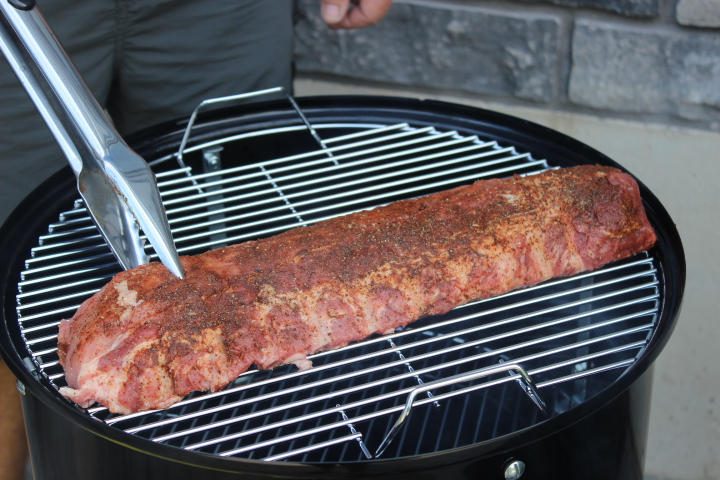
[{"x1": 321, "y1": 0, "x2": 351, "y2": 26}]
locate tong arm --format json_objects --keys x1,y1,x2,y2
[{"x1": 0, "y1": 1, "x2": 184, "y2": 278}]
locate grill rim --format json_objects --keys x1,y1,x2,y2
[{"x1": 0, "y1": 95, "x2": 685, "y2": 477}]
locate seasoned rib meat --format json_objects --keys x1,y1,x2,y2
[{"x1": 57, "y1": 165, "x2": 657, "y2": 414}]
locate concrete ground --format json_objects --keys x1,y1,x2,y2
[{"x1": 294, "y1": 78, "x2": 720, "y2": 480}]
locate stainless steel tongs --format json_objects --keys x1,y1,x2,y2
[{"x1": 0, "y1": 0, "x2": 184, "y2": 278}]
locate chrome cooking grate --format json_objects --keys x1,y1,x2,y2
[{"x1": 15, "y1": 121, "x2": 660, "y2": 462}]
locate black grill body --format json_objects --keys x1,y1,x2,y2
[
  {"x1": 19, "y1": 367, "x2": 653, "y2": 479},
  {"x1": 0, "y1": 97, "x2": 684, "y2": 479}
]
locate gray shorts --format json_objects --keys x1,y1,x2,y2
[{"x1": 0, "y1": 0, "x2": 294, "y2": 225}]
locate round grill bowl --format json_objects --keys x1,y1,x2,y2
[{"x1": 0, "y1": 96, "x2": 684, "y2": 479}]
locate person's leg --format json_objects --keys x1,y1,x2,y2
[
  {"x1": 107, "y1": 0, "x2": 294, "y2": 136},
  {"x1": 0, "y1": 0, "x2": 117, "y2": 226},
  {"x1": 0, "y1": 3, "x2": 116, "y2": 479},
  {"x1": 0, "y1": 363, "x2": 25, "y2": 480}
]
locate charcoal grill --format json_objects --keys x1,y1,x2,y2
[{"x1": 0, "y1": 96, "x2": 684, "y2": 479}]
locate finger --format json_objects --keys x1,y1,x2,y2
[
  {"x1": 335, "y1": 0, "x2": 392, "y2": 30},
  {"x1": 321, "y1": 0, "x2": 352, "y2": 27}
]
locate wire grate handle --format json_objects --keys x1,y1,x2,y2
[
  {"x1": 176, "y1": 87, "x2": 333, "y2": 166},
  {"x1": 375, "y1": 362, "x2": 547, "y2": 457}
]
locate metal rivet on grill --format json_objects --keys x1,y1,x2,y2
[{"x1": 503, "y1": 459, "x2": 525, "y2": 480}]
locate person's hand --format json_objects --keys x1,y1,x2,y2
[{"x1": 320, "y1": 0, "x2": 392, "y2": 29}]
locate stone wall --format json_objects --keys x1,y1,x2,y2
[{"x1": 294, "y1": 0, "x2": 720, "y2": 131}]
